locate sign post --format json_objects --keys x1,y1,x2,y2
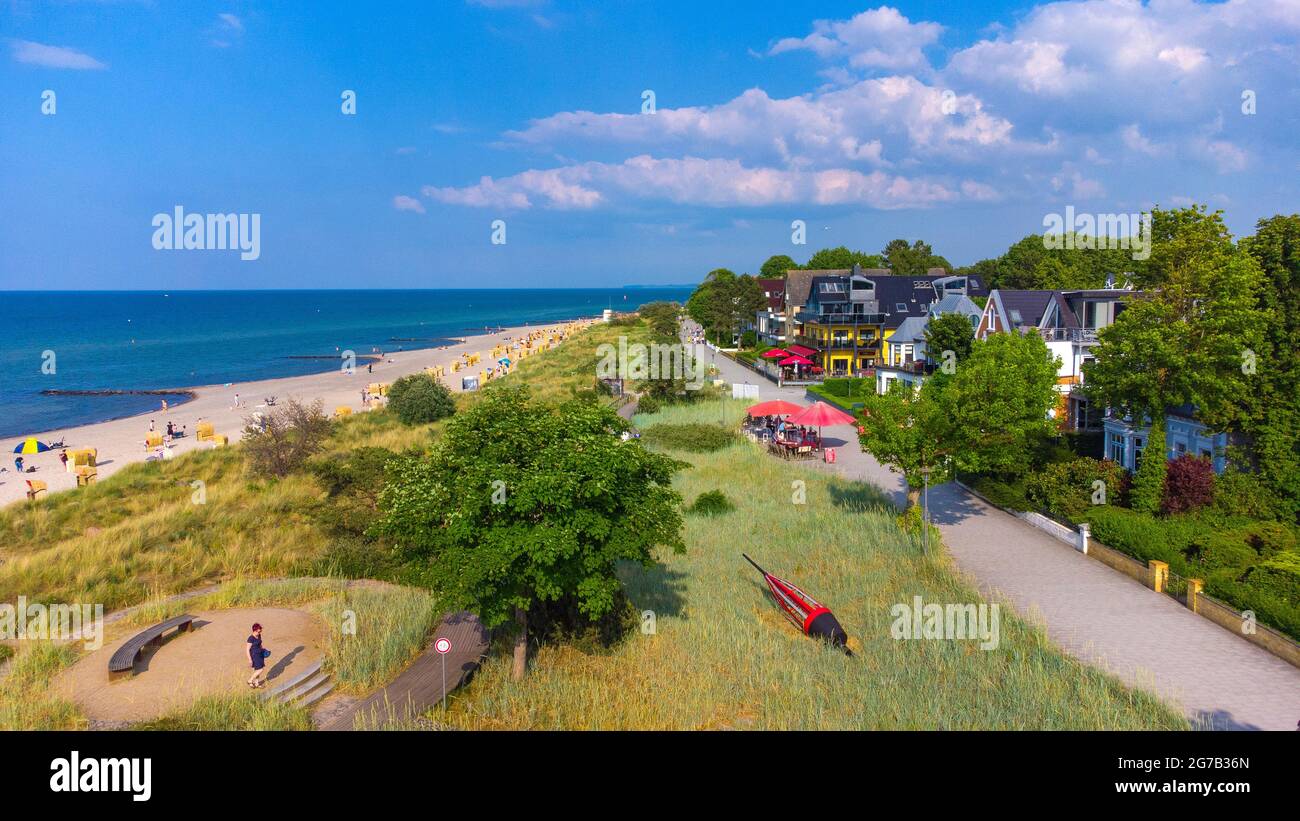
[{"x1": 434, "y1": 636, "x2": 452, "y2": 713}]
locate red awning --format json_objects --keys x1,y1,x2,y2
[
  {"x1": 787, "y1": 344, "x2": 818, "y2": 357},
  {"x1": 778, "y1": 355, "x2": 813, "y2": 366}
]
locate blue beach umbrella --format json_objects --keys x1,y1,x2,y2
[
  {"x1": 498, "y1": 357, "x2": 511, "y2": 366},
  {"x1": 13, "y1": 438, "x2": 52, "y2": 454}
]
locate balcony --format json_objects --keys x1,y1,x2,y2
[
  {"x1": 1038, "y1": 327, "x2": 1100, "y2": 344},
  {"x1": 804, "y1": 312, "x2": 888, "y2": 326},
  {"x1": 794, "y1": 335, "x2": 878, "y2": 351}
]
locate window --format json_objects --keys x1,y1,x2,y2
[
  {"x1": 1133, "y1": 437, "x2": 1145, "y2": 468},
  {"x1": 1199, "y1": 449, "x2": 1212, "y2": 460},
  {"x1": 896, "y1": 303, "x2": 908, "y2": 312},
  {"x1": 1009, "y1": 309, "x2": 1023, "y2": 324},
  {"x1": 1109, "y1": 433, "x2": 1127, "y2": 466},
  {"x1": 1175, "y1": 442, "x2": 1187, "y2": 456}
]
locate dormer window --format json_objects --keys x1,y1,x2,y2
[{"x1": 896, "y1": 303, "x2": 909, "y2": 312}]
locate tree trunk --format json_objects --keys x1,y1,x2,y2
[
  {"x1": 511, "y1": 606, "x2": 528, "y2": 681},
  {"x1": 907, "y1": 486, "x2": 921, "y2": 509}
]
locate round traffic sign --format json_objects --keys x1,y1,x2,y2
[{"x1": 435, "y1": 637, "x2": 452, "y2": 655}]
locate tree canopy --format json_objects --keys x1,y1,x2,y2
[{"x1": 373, "y1": 386, "x2": 686, "y2": 675}]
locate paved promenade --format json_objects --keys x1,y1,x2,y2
[{"x1": 701, "y1": 334, "x2": 1300, "y2": 730}]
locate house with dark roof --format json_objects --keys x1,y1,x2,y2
[
  {"x1": 793, "y1": 265, "x2": 987, "y2": 377},
  {"x1": 976, "y1": 287, "x2": 1133, "y2": 429}
]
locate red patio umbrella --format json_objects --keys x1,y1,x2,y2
[
  {"x1": 760, "y1": 348, "x2": 789, "y2": 359},
  {"x1": 787, "y1": 400, "x2": 856, "y2": 427},
  {"x1": 777, "y1": 354, "x2": 813, "y2": 366},
  {"x1": 747, "y1": 399, "x2": 804, "y2": 417}
]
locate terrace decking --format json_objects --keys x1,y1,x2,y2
[{"x1": 321, "y1": 611, "x2": 489, "y2": 730}]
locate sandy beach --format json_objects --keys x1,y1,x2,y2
[{"x1": 0, "y1": 319, "x2": 591, "y2": 508}]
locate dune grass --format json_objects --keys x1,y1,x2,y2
[
  {"x1": 437, "y1": 415, "x2": 1187, "y2": 730},
  {"x1": 136, "y1": 693, "x2": 313, "y2": 731},
  {"x1": 0, "y1": 641, "x2": 85, "y2": 730}
]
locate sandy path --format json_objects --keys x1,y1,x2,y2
[
  {"x1": 1, "y1": 319, "x2": 592, "y2": 507},
  {"x1": 55, "y1": 606, "x2": 325, "y2": 724}
]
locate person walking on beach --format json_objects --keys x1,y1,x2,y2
[
  {"x1": 149, "y1": 419, "x2": 155, "y2": 432},
  {"x1": 161, "y1": 398, "x2": 168, "y2": 414},
  {"x1": 14, "y1": 456, "x2": 23, "y2": 473},
  {"x1": 232, "y1": 393, "x2": 241, "y2": 410},
  {"x1": 59, "y1": 450, "x2": 68, "y2": 471},
  {"x1": 247, "y1": 623, "x2": 268, "y2": 688}
]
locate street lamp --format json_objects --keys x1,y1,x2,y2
[{"x1": 919, "y1": 465, "x2": 931, "y2": 556}]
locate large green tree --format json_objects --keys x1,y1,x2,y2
[
  {"x1": 932, "y1": 331, "x2": 1060, "y2": 479},
  {"x1": 859, "y1": 382, "x2": 953, "y2": 509},
  {"x1": 1240, "y1": 214, "x2": 1300, "y2": 519},
  {"x1": 803, "y1": 246, "x2": 884, "y2": 270},
  {"x1": 860, "y1": 331, "x2": 1059, "y2": 506},
  {"x1": 923, "y1": 312, "x2": 975, "y2": 363},
  {"x1": 759, "y1": 254, "x2": 797, "y2": 279},
  {"x1": 882, "y1": 239, "x2": 951, "y2": 276},
  {"x1": 373, "y1": 386, "x2": 685, "y2": 679},
  {"x1": 686, "y1": 269, "x2": 764, "y2": 345},
  {"x1": 1084, "y1": 207, "x2": 1265, "y2": 436}
]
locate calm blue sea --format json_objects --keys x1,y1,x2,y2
[{"x1": 0, "y1": 288, "x2": 691, "y2": 438}]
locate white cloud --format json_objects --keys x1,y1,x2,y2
[
  {"x1": 393, "y1": 195, "x2": 426, "y2": 213},
  {"x1": 768, "y1": 6, "x2": 943, "y2": 72},
  {"x1": 422, "y1": 155, "x2": 990, "y2": 211},
  {"x1": 9, "y1": 40, "x2": 106, "y2": 70}
]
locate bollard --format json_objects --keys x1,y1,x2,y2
[
  {"x1": 1076, "y1": 522, "x2": 1090, "y2": 554},
  {"x1": 1187, "y1": 578, "x2": 1204, "y2": 613},
  {"x1": 1149, "y1": 560, "x2": 1169, "y2": 594}
]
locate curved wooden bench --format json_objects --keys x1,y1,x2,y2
[{"x1": 108, "y1": 614, "x2": 196, "y2": 681}]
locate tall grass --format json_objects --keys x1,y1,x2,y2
[
  {"x1": 0, "y1": 641, "x2": 85, "y2": 730},
  {"x1": 437, "y1": 433, "x2": 1187, "y2": 730},
  {"x1": 137, "y1": 693, "x2": 312, "y2": 731},
  {"x1": 313, "y1": 585, "x2": 440, "y2": 693}
]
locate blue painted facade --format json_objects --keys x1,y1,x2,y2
[{"x1": 1101, "y1": 413, "x2": 1229, "y2": 473}]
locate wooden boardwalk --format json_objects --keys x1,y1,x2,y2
[{"x1": 321, "y1": 611, "x2": 489, "y2": 731}]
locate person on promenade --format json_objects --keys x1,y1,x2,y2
[{"x1": 247, "y1": 623, "x2": 268, "y2": 688}]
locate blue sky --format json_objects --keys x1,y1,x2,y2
[{"x1": 1, "y1": 0, "x2": 1297, "y2": 289}]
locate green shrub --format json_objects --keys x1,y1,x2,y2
[
  {"x1": 1084, "y1": 506, "x2": 1176, "y2": 564},
  {"x1": 641, "y1": 423, "x2": 737, "y2": 453},
  {"x1": 242, "y1": 398, "x2": 333, "y2": 477},
  {"x1": 686, "y1": 490, "x2": 735, "y2": 516},
  {"x1": 822, "y1": 378, "x2": 850, "y2": 397},
  {"x1": 740, "y1": 330, "x2": 757, "y2": 349},
  {"x1": 969, "y1": 476, "x2": 1031, "y2": 511},
  {"x1": 1213, "y1": 469, "x2": 1287, "y2": 521},
  {"x1": 1239, "y1": 553, "x2": 1300, "y2": 605},
  {"x1": 1026, "y1": 457, "x2": 1125, "y2": 521},
  {"x1": 387, "y1": 373, "x2": 456, "y2": 425},
  {"x1": 636, "y1": 395, "x2": 661, "y2": 415}
]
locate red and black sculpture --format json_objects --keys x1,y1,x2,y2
[{"x1": 743, "y1": 554, "x2": 851, "y2": 655}]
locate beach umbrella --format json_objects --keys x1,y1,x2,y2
[
  {"x1": 743, "y1": 554, "x2": 851, "y2": 654},
  {"x1": 777, "y1": 354, "x2": 813, "y2": 366},
  {"x1": 498, "y1": 357, "x2": 511, "y2": 366},
  {"x1": 746, "y1": 400, "x2": 803, "y2": 417},
  {"x1": 13, "y1": 438, "x2": 51, "y2": 454},
  {"x1": 760, "y1": 348, "x2": 789, "y2": 359},
  {"x1": 787, "y1": 401, "x2": 856, "y2": 428}
]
